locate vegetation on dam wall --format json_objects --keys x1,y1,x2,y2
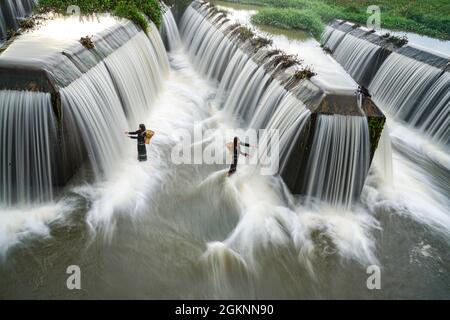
[
  {"x1": 221, "y1": 0, "x2": 450, "y2": 40},
  {"x1": 38, "y1": 0, "x2": 162, "y2": 29},
  {"x1": 368, "y1": 115, "x2": 385, "y2": 157}
]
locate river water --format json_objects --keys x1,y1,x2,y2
[{"x1": 0, "y1": 3, "x2": 449, "y2": 299}]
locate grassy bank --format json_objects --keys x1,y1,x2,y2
[
  {"x1": 252, "y1": 8, "x2": 324, "y2": 38},
  {"x1": 38, "y1": 0, "x2": 162, "y2": 30},
  {"x1": 222, "y1": 0, "x2": 450, "y2": 40}
]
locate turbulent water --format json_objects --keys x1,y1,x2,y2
[{"x1": 0, "y1": 3, "x2": 449, "y2": 299}]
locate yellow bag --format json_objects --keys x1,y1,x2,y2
[{"x1": 145, "y1": 130, "x2": 155, "y2": 145}]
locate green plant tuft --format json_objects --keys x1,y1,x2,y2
[{"x1": 37, "y1": 0, "x2": 162, "y2": 29}]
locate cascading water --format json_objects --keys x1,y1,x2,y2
[
  {"x1": 0, "y1": 16, "x2": 169, "y2": 206},
  {"x1": 410, "y1": 71, "x2": 450, "y2": 146},
  {"x1": 322, "y1": 29, "x2": 346, "y2": 51},
  {"x1": 0, "y1": 90, "x2": 56, "y2": 204},
  {"x1": 320, "y1": 26, "x2": 334, "y2": 45},
  {"x1": 369, "y1": 52, "x2": 447, "y2": 145},
  {"x1": 323, "y1": 23, "x2": 450, "y2": 148},
  {"x1": 256, "y1": 91, "x2": 311, "y2": 176},
  {"x1": 0, "y1": 9, "x2": 6, "y2": 39},
  {"x1": 62, "y1": 30, "x2": 169, "y2": 178},
  {"x1": 304, "y1": 115, "x2": 370, "y2": 208},
  {"x1": 222, "y1": 56, "x2": 272, "y2": 123},
  {"x1": 0, "y1": 0, "x2": 36, "y2": 41},
  {"x1": 332, "y1": 34, "x2": 382, "y2": 85},
  {"x1": 180, "y1": 2, "x2": 374, "y2": 209},
  {"x1": 321, "y1": 20, "x2": 450, "y2": 239},
  {"x1": 181, "y1": 5, "x2": 238, "y2": 81},
  {"x1": 160, "y1": 5, "x2": 182, "y2": 51}
]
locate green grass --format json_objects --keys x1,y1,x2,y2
[
  {"x1": 221, "y1": 0, "x2": 450, "y2": 40},
  {"x1": 37, "y1": 0, "x2": 162, "y2": 30},
  {"x1": 252, "y1": 8, "x2": 324, "y2": 39}
]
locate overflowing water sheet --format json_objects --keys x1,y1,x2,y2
[
  {"x1": 332, "y1": 34, "x2": 382, "y2": 85},
  {"x1": 0, "y1": 91, "x2": 56, "y2": 204},
  {"x1": 0, "y1": 2, "x2": 449, "y2": 299},
  {"x1": 304, "y1": 115, "x2": 370, "y2": 208},
  {"x1": 0, "y1": 0, "x2": 36, "y2": 42}
]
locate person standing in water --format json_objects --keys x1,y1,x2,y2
[
  {"x1": 125, "y1": 124, "x2": 154, "y2": 162},
  {"x1": 227, "y1": 137, "x2": 251, "y2": 177}
]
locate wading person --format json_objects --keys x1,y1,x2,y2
[
  {"x1": 125, "y1": 124, "x2": 155, "y2": 162},
  {"x1": 227, "y1": 137, "x2": 251, "y2": 177}
]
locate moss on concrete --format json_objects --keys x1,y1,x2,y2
[{"x1": 368, "y1": 116, "x2": 386, "y2": 157}]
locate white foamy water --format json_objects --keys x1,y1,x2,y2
[{"x1": 0, "y1": 200, "x2": 75, "y2": 257}]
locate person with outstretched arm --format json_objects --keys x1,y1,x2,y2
[
  {"x1": 227, "y1": 137, "x2": 251, "y2": 177},
  {"x1": 125, "y1": 124, "x2": 154, "y2": 162}
]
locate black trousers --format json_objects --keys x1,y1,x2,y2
[
  {"x1": 228, "y1": 151, "x2": 238, "y2": 175},
  {"x1": 138, "y1": 143, "x2": 147, "y2": 161}
]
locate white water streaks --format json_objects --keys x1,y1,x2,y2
[
  {"x1": 304, "y1": 115, "x2": 371, "y2": 209},
  {"x1": 202, "y1": 165, "x2": 379, "y2": 296},
  {"x1": 0, "y1": 0, "x2": 36, "y2": 40},
  {"x1": 413, "y1": 72, "x2": 450, "y2": 146},
  {"x1": 0, "y1": 91, "x2": 56, "y2": 204},
  {"x1": 363, "y1": 120, "x2": 450, "y2": 237},
  {"x1": 333, "y1": 34, "x2": 381, "y2": 84},
  {"x1": 161, "y1": 5, "x2": 182, "y2": 51},
  {"x1": 212, "y1": 1, "x2": 358, "y2": 93},
  {"x1": 370, "y1": 53, "x2": 442, "y2": 121},
  {"x1": 0, "y1": 16, "x2": 168, "y2": 204}
]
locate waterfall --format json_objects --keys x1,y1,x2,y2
[
  {"x1": 257, "y1": 92, "x2": 311, "y2": 176},
  {"x1": 249, "y1": 81, "x2": 288, "y2": 130},
  {"x1": 304, "y1": 115, "x2": 370, "y2": 208},
  {"x1": 412, "y1": 72, "x2": 450, "y2": 146},
  {"x1": 61, "y1": 29, "x2": 169, "y2": 180},
  {"x1": 180, "y1": 6, "x2": 238, "y2": 81},
  {"x1": 0, "y1": 91, "x2": 56, "y2": 204},
  {"x1": 102, "y1": 32, "x2": 168, "y2": 125},
  {"x1": 369, "y1": 53, "x2": 446, "y2": 144},
  {"x1": 320, "y1": 26, "x2": 334, "y2": 45},
  {"x1": 0, "y1": 0, "x2": 37, "y2": 41},
  {"x1": 180, "y1": 3, "x2": 374, "y2": 208},
  {"x1": 222, "y1": 55, "x2": 272, "y2": 123},
  {"x1": 0, "y1": 9, "x2": 6, "y2": 40},
  {"x1": 0, "y1": 19, "x2": 169, "y2": 205},
  {"x1": 323, "y1": 24, "x2": 449, "y2": 147},
  {"x1": 161, "y1": 5, "x2": 182, "y2": 51},
  {"x1": 333, "y1": 34, "x2": 382, "y2": 85},
  {"x1": 322, "y1": 29, "x2": 347, "y2": 52}
]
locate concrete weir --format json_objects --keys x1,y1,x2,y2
[
  {"x1": 188, "y1": 1, "x2": 385, "y2": 200},
  {"x1": 322, "y1": 20, "x2": 449, "y2": 147},
  {"x1": 0, "y1": 14, "x2": 169, "y2": 204},
  {"x1": 322, "y1": 19, "x2": 450, "y2": 87},
  {"x1": 0, "y1": 17, "x2": 140, "y2": 184}
]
